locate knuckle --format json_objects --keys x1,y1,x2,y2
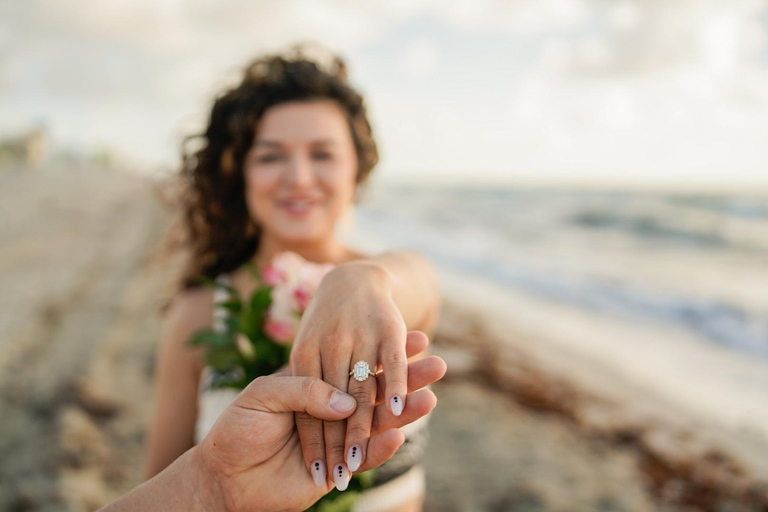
[
  {"x1": 299, "y1": 434, "x2": 325, "y2": 454},
  {"x1": 326, "y1": 337, "x2": 353, "y2": 361},
  {"x1": 289, "y1": 353, "x2": 309, "y2": 371},
  {"x1": 300, "y1": 376, "x2": 320, "y2": 399},
  {"x1": 324, "y1": 422, "x2": 347, "y2": 455},
  {"x1": 247, "y1": 375, "x2": 267, "y2": 391},
  {"x1": 346, "y1": 421, "x2": 371, "y2": 439},
  {"x1": 379, "y1": 323, "x2": 405, "y2": 343},
  {"x1": 349, "y1": 385, "x2": 375, "y2": 405},
  {"x1": 325, "y1": 438, "x2": 346, "y2": 459},
  {"x1": 382, "y1": 350, "x2": 407, "y2": 368},
  {"x1": 295, "y1": 411, "x2": 320, "y2": 429},
  {"x1": 240, "y1": 376, "x2": 268, "y2": 404}
]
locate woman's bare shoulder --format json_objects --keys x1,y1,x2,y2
[
  {"x1": 167, "y1": 285, "x2": 214, "y2": 318},
  {"x1": 162, "y1": 286, "x2": 215, "y2": 347}
]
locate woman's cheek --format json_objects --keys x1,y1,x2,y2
[{"x1": 245, "y1": 169, "x2": 278, "y2": 221}]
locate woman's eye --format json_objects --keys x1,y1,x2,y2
[
  {"x1": 256, "y1": 154, "x2": 284, "y2": 163},
  {"x1": 312, "y1": 152, "x2": 332, "y2": 161}
]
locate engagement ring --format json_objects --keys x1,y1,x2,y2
[{"x1": 349, "y1": 360, "x2": 376, "y2": 382}]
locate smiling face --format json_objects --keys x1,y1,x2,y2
[{"x1": 243, "y1": 100, "x2": 358, "y2": 245}]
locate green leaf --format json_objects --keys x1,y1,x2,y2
[
  {"x1": 206, "y1": 347, "x2": 242, "y2": 372},
  {"x1": 238, "y1": 308, "x2": 263, "y2": 341},
  {"x1": 251, "y1": 285, "x2": 273, "y2": 310},
  {"x1": 244, "y1": 261, "x2": 261, "y2": 280},
  {"x1": 194, "y1": 274, "x2": 241, "y2": 300},
  {"x1": 219, "y1": 298, "x2": 242, "y2": 313},
  {"x1": 355, "y1": 469, "x2": 376, "y2": 489},
  {"x1": 213, "y1": 379, "x2": 248, "y2": 391},
  {"x1": 188, "y1": 329, "x2": 230, "y2": 348},
  {"x1": 313, "y1": 490, "x2": 359, "y2": 512},
  {"x1": 224, "y1": 315, "x2": 240, "y2": 335}
]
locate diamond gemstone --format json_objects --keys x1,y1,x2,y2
[{"x1": 353, "y1": 361, "x2": 369, "y2": 381}]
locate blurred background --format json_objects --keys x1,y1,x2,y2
[{"x1": 1, "y1": 1, "x2": 767, "y2": 511}]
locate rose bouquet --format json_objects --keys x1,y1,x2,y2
[
  {"x1": 190, "y1": 252, "x2": 334, "y2": 388},
  {"x1": 190, "y1": 252, "x2": 374, "y2": 511}
]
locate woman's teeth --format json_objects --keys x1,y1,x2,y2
[{"x1": 284, "y1": 201, "x2": 313, "y2": 212}]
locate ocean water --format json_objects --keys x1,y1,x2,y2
[{"x1": 352, "y1": 185, "x2": 768, "y2": 358}]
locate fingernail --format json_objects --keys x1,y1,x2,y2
[
  {"x1": 330, "y1": 391, "x2": 356, "y2": 412},
  {"x1": 333, "y1": 463, "x2": 350, "y2": 491},
  {"x1": 311, "y1": 460, "x2": 326, "y2": 487},
  {"x1": 347, "y1": 445, "x2": 362, "y2": 472},
  {"x1": 390, "y1": 395, "x2": 404, "y2": 416}
]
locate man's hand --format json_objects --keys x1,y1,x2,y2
[{"x1": 100, "y1": 331, "x2": 446, "y2": 512}]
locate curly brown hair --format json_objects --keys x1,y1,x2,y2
[{"x1": 177, "y1": 45, "x2": 378, "y2": 289}]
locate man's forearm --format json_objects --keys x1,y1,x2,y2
[{"x1": 99, "y1": 447, "x2": 224, "y2": 512}]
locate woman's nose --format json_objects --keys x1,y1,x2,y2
[{"x1": 284, "y1": 154, "x2": 314, "y2": 188}]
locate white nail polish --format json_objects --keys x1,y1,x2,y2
[
  {"x1": 311, "y1": 460, "x2": 326, "y2": 487},
  {"x1": 347, "y1": 445, "x2": 362, "y2": 472},
  {"x1": 333, "y1": 463, "x2": 350, "y2": 491},
  {"x1": 390, "y1": 395, "x2": 404, "y2": 416}
]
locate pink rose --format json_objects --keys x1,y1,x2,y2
[
  {"x1": 261, "y1": 263, "x2": 283, "y2": 286},
  {"x1": 263, "y1": 316, "x2": 299, "y2": 343},
  {"x1": 298, "y1": 263, "x2": 335, "y2": 291},
  {"x1": 262, "y1": 251, "x2": 304, "y2": 286},
  {"x1": 260, "y1": 252, "x2": 337, "y2": 342},
  {"x1": 293, "y1": 284, "x2": 312, "y2": 312},
  {"x1": 270, "y1": 281, "x2": 299, "y2": 315}
]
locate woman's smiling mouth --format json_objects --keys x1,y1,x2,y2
[{"x1": 278, "y1": 198, "x2": 319, "y2": 216}]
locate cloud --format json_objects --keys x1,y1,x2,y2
[
  {"x1": 2, "y1": 0, "x2": 768, "y2": 185},
  {"x1": 397, "y1": 38, "x2": 439, "y2": 78},
  {"x1": 429, "y1": 0, "x2": 589, "y2": 34},
  {"x1": 498, "y1": 0, "x2": 768, "y2": 182},
  {"x1": 0, "y1": 0, "x2": 404, "y2": 165}
]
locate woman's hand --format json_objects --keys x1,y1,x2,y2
[{"x1": 290, "y1": 262, "x2": 413, "y2": 489}]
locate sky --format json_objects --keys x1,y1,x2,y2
[{"x1": 2, "y1": 0, "x2": 768, "y2": 188}]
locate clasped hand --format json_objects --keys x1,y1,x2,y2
[
  {"x1": 198, "y1": 331, "x2": 444, "y2": 512},
  {"x1": 100, "y1": 333, "x2": 444, "y2": 512},
  {"x1": 290, "y1": 261, "x2": 418, "y2": 489}
]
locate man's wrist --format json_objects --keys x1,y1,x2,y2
[{"x1": 186, "y1": 446, "x2": 228, "y2": 512}]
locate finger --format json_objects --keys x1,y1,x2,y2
[
  {"x1": 272, "y1": 365, "x2": 290, "y2": 377},
  {"x1": 235, "y1": 376, "x2": 356, "y2": 419},
  {"x1": 380, "y1": 332, "x2": 408, "y2": 417},
  {"x1": 321, "y1": 345, "x2": 353, "y2": 491},
  {"x1": 356, "y1": 428, "x2": 406, "y2": 473},
  {"x1": 405, "y1": 330, "x2": 429, "y2": 359},
  {"x1": 344, "y1": 354, "x2": 378, "y2": 476},
  {"x1": 291, "y1": 354, "x2": 329, "y2": 487},
  {"x1": 375, "y1": 355, "x2": 447, "y2": 405},
  {"x1": 371, "y1": 388, "x2": 437, "y2": 436}
]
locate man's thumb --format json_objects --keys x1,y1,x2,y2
[{"x1": 236, "y1": 376, "x2": 357, "y2": 420}]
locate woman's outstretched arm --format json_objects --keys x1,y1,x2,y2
[{"x1": 290, "y1": 249, "x2": 441, "y2": 491}]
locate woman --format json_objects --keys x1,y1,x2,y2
[{"x1": 145, "y1": 45, "x2": 440, "y2": 512}]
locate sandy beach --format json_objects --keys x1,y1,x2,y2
[{"x1": 1, "y1": 167, "x2": 766, "y2": 512}]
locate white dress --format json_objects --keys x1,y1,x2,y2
[{"x1": 194, "y1": 275, "x2": 429, "y2": 512}]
